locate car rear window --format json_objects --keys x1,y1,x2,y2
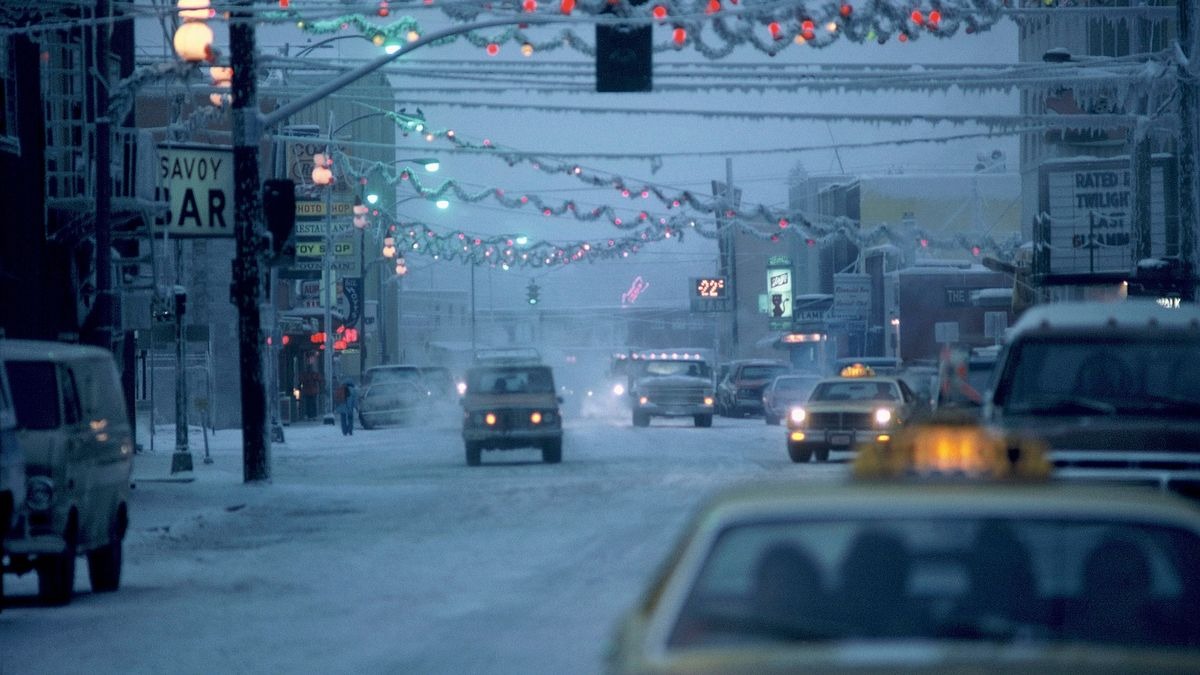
[
  {"x1": 742, "y1": 366, "x2": 787, "y2": 380},
  {"x1": 671, "y1": 516, "x2": 1200, "y2": 649},
  {"x1": 4, "y1": 361, "x2": 60, "y2": 431}
]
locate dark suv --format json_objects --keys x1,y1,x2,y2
[
  {"x1": 983, "y1": 300, "x2": 1200, "y2": 495},
  {"x1": 716, "y1": 359, "x2": 790, "y2": 417}
]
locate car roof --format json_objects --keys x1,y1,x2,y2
[
  {"x1": 697, "y1": 480, "x2": 1200, "y2": 530},
  {"x1": 0, "y1": 339, "x2": 115, "y2": 362},
  {"x1": 1008, "y1": 300, "x2": 1200, "y2": 341},
  {"x1": 813, "y1": 376, "x2": 902, "y2": 386}
]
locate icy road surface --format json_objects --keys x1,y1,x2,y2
[{"x1": 1, "y1": 413, "x2": 847, "y2": 674}]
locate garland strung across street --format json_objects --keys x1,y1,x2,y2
[
  {"x1": 271, "y1": 1, "x2": 1013, "y2": 58},
  {"x1": 318, "y1": 109, "x2": 1024, "y2": 265}
]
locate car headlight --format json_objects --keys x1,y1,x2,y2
[
  {"x1": 26, "y1": 476, "x2": 54, "y2": 512},
  {"x1": 874, "y1": 408, "x2": 893, "y2": 426},
  {"x1": 789, "y1": 407, "x2": 806, "y2": 425},
  {"x1": 456, "y1": 382, "x2": 468, "y2": 396},
  {"x1": 612, "y1": 383, "x2": 625, "y2": 396}
]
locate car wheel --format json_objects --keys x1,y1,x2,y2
[
  {"x1": 359, "y1": 415, "x2": 374, "y2": 431},
  {"x1": 815, "y1": 446, "x2": 831, "y2": 463},
  {"x1": 694, "y1": 414, "x2": 712, "y2": 428},
  {"x1": 38, "y1": 519, "x2": 78, "y2": 606},
  {"x1": 542, "y1": 439, "x2": 562, "y2": 464},
  {"x1": 787, "y1": 443, "x2": 812, "y2": 464},
  {"x1": 88, "y1": 508, "x2": 126, "y2": 593},
  {"x1": 632, "y1": 411, "x2": 650, "y2": 427},
  {"x1": 465, "y1": 442, "x2": 482, "y2": 467},
  {"x1": 764, "y1": 413, "x2": 779, "y2": 426}
]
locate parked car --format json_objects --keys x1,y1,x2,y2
[
  {"x1": 608, "y1": 424, "x2": 1200, "y2": 674},
  {"x1": 982, "y1": 300, "x2": 1200, "y2": 497},
  {"x1": 761, "y1": 373, "x2": 822, "y2": 426},
  {"x1": 358, "y1": 365, "x2": 428, "y2": 429},
  {"x1": 1, "y1": 340, "x2": 133, "y2": 605},
  {"x1": 716, "y1": 359, "x2": 791, "y2": 417},
  {"x1": 461, "y1": 353, "x2": 563, "y2": 465},
  {"x1": 0, "y1": 355, "x2": 26, "y2": 610}
]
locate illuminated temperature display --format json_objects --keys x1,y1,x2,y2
[{"x1": 695, "y1": 277, "x2": 727, "y2": 298}]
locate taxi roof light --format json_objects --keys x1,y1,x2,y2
[
  {"x1": 853, "y1": 422, "x2": 1051, "y2": 482},
  {"x1": 840, "y1": 363, "x2": 876, "y2": 378}
]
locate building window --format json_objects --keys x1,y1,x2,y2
[{"x1": 0, "y1": 38, "x2": 19, "y2": 154}]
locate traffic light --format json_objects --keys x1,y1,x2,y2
[
  {"x1": 262, "y1": 179, "x2": 296, "y2": 265},
  {"x1": 527, "y1": 281, "x2": 540, "y2": 305},
  {"x1": 596, "y1": 0, "x2": 652, "y2": 92}
]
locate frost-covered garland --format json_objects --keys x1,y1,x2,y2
[
  {"x1": 264, "y1": 0, "x2": 1011, "y2": 59},
  {"x1": 326, "y1": 113, "x2": 1062, "y2": 241},
  {"x1": 358, "y1": 185, "x2": 1022, "y2": 271}
]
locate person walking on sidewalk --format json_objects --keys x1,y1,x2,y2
[{"x1": 335, "y1": 381, "x2": 358, "y2": 436}]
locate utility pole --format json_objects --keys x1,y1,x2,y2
[
  {"x1": 172, "y1": 283, "x2": 192, "y2": 473},
  {"x1": 322, "y1": 123, "x2": 336, "y2": 424},
  {"x1": 1179, "y1": 0, "x2": 1198, "y2": 300},
  {"x1": 92, "y1": 0, "x2": 114, "y2": 354},
  {"x1": 229, "y1": 1, "x2": 269, "y2": 482}
]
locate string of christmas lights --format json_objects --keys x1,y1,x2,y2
[{"x1": 269, "y1": 0, "x2": 1016, "y2": 59}]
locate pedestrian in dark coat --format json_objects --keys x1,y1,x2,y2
[{"x1": 335, "y1": 381, "x2": 358, "y2": 435}]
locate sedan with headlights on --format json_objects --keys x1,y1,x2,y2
[{"x1": 784, "y1": 368, "x2": 926, "y2": 463}]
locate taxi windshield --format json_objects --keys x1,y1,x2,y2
[
  {"x1": 669, "y1": 516, "x2": 1200, "y2": 649},
  {"x1": 810, "y1": 380, "x2": 899, "y2": 403}
]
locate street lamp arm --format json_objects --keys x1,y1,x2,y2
[
  {"x1": 286, "y1": 35, "x2": 375, "y2": 60},
  {"x1": 261, "y1": 15, "x2": 576, "y2": 131}
]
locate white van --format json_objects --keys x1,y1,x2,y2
[
  {"x1": 1, "y1": 340, "x2": 134, "y2": 605},
  {"x1": 0, "y1": 356, "x2": 25, "y2": 609}
]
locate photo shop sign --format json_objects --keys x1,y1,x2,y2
[{"x1": 1037, "y1": 157, "x2": 1176, "y2": 276}]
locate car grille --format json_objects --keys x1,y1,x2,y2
[
  {"x1": 645, "y1": 387, "x2": 706, "y2": 406},
  {"x1": 482, "y1": 409, "x2": 558, "y2": 430},
  {"x1": 807, "y1": 412, "x2": 873, "y2": 429}
]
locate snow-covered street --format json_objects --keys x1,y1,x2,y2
[{"x1": 2, "y1": 414, "x2": 846, "y2": 674}]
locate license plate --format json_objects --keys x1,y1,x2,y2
[{"x1": 830, "y1": 434, "x2": 851, "y2": 446}]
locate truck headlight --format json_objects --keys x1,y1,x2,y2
[
  {"x1": 874, "y1": 408, "x2": 893, "y2": 426},
  {"x1": 26, "y1": 476, "x2": 54, "y2": 512},
  {"x1": 789, "y1": 407, "x2": 806, "y2": 425}
]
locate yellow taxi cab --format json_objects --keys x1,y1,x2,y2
[
  {"x1": 607, "y1": 420, "x2": 1200, "y2": 674},
  {"x1": 784, "y1": 363, "x2": 927, "y2": 463}
]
